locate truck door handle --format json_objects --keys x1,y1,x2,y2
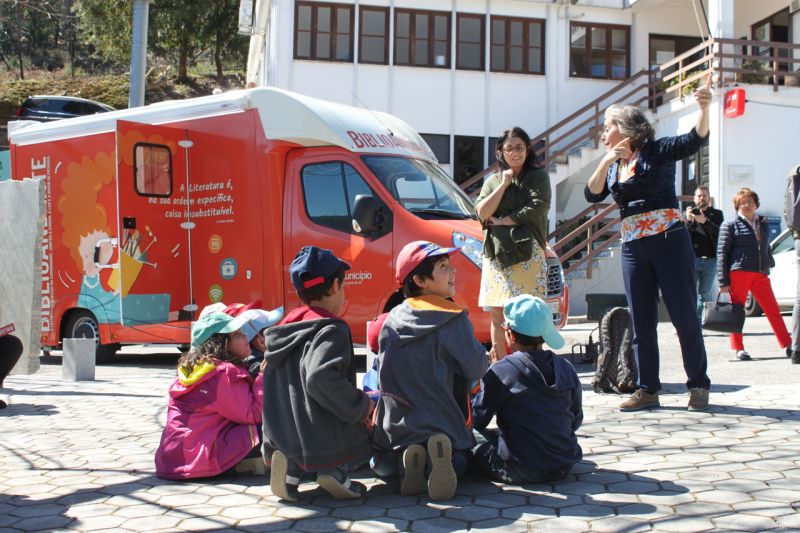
[{"x1": 94, "y1": 238, "x2": 119, "y2": 269}]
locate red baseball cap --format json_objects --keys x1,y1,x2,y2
[
  {"x1": 395, "y1": 240, "x2": 458, "y2": 284},
  {"x1": 367, "y1": 312, "x2": 389, "y2": 354},
  {"x1": 222, "y1": 299, "x2": 263, "y2": 317}
]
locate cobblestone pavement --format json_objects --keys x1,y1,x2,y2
[{"x1": 1, "y1": 317, "x2": 799, "y2": 532}]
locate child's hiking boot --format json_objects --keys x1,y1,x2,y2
[
  {"x1": 269, "y1": 450, "x2": 300, "y2": 502},
  {"x1": 619, "y1": 390, "x2": 659, "y2": 412},
  {"x1": 426, "y1": 434, "x2": 457, "y2": 501},
  {"x1": 687, "y1": 388, "x2": 709, "y2": 411},
  {"x1": 400, "y1": 444, "x2": 427, "y2": 495},
  {"x1": 316, "y1": 475, "x2": 367, "y2": 499},
  {"x1": 234, "y1": 457, "x2": 267, "y2": 476}
]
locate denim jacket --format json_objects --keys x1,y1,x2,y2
[{"x1": 584, "y1": 128, "x2": 709, "y2": 219}]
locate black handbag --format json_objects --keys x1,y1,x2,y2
[{"x1": 702, "y1": 294, "x2": 745, "y2": 333}]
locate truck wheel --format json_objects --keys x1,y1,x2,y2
[
  {"x1": 62, "y1": 310, "x2": 119, "y2": 364},
  {"x1": 743, "y1": 292, "x2": 763, "y2": 317}
]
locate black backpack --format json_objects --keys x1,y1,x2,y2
[
  {"x1": 592, "y1": 307, "x2": 638, "y2": 394},
  {"x1": 783, "y1": 165, "x2": 800, "y2": 235}
]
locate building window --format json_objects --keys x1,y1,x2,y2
[
  {"x1": 486, "y1": 136, "x2": 500, "y2": 166},
  {"x1": 134, "y1": 144, "x2": 172, "y2": 197},
  {"x1": 457, "y1": 14, "x2": 484, "y2": 70},
  {"x1": 301, "y1": 161, "x2": 376, "y2": 234},
  {"x1": 453, "y1": 136, "x2": 484, "y2": 192},
  {"x1": 359, "y1": 6, "x2": 389, "y2": 64},
  {"x1": 395, "y1": 9, "x2": 451, "y2": 68},
  {"x1": 420, "y1": 134, "x2": 450, "y2": 164},
  {"x1": 295, "y1": 2, "x2": 354, "y2": 62},
  {"x1": 570, "y1": 22, "x2": 629, "y2": 80},
  {"x1": 490, "y1": 16, "x2": 545, "y2": 74}
]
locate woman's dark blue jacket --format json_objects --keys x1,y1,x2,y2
[
  {"x1": 716, "y1": 215, "x2": 773, "y2": 287},
  {"x1": 584, "y1": 128, "x2": 709, "y2": 219}
]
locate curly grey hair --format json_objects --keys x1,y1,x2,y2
[{"x1": 604, "y1": 104, "x2": 655, "y2": 150}]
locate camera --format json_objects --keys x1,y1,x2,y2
[{"x1": 691, "y1": 208, "x2": 702, "y2": 215}]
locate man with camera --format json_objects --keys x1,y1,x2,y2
[{"x1": 685, "y1": 186, "x2": 724, "y2": 319}]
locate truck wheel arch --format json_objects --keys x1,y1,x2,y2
[{"x1": 60, "y1": 309, "x2": 119, "y2": 364}]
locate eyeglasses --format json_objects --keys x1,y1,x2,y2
[{"x1": 502, "y1": 145, "x2": 527, "y2": 154}]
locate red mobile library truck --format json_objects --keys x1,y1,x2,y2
[{"x1": 9, "y1": 87, "x2": 568, "y2": 362}]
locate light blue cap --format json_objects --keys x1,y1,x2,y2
[
  {"x1": 503, "y1": 294, "x2": 565, "y2": 350},
  {"x1": 239, "y1": 307, "x2": 284, "y2": 341}
]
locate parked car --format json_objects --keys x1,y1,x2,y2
[
  {"x1": 744, "y1": 228, "x2": 796, "y2": 316},
  {"x1": 15, "y1": 95, "x2": 114, "y2": 121}
]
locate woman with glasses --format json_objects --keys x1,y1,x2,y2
[
  {"x1": 584, "y1": 76, "x2": 713, "y2": 413},
  {"x1": 476, "y1": 127, "x2": 551, "y2": 362}
]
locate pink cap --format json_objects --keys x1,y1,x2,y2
[
  {"x1": 222, "y1": 299, "x2": 263, "y2": 317},
  {"x1": 395, "y1": 241, "x2": 458, "y2": 284}
]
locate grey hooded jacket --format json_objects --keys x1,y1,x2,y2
[
  {"x1": 262, "y1": 307, "x2": 371, "y2": 471},
  {"x1": 372, "y1": 295, "x2": 489, "y2": 451}
]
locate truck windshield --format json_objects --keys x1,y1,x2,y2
[{"x1": 361, "y1": 156, "x2": 477, "y2": 220}]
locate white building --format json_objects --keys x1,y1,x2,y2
[{"x1": 246, "y1": 0, "x2": 800, "y2": 312}]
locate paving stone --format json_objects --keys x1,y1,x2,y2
[
  {"x1": 330, "y1": 505, "x2": 385, "y2": 520},
  {"x1": 731, "y1": 500, "x2": 797, "y2": 517},
  {"x1": 65, "y1": 503, "x2": 120, "y2": 519},
  {"x1": 347, "y1": 517, "x2": 409, "y2": 533},
  {"x1": 776, "y1": 512, "x2": 800, "y2": 529},
  {"x1": 650, "y1": 516, "x2": 716, "y2": 532},
  {"x1": 589, "y1": 516, "x2": 651, "y2": 533},
  {"x1": 457, "y1": 518, "x2": 529, "y2": 532},
  {"x1": 386, "y1": 504, "x2": 440, "y2": 521},
  {"x1": 470, "y1": 493, "x2": 527, "y2": 508},
  {"x1": 293, "y1": 517, "x2": 350, "y2": 532},
  {"x1": 443, "y1": 504, "x2": 499, "y2": 522},
  {"x1": 559, "y1": 503, "x2": 614, "y2": 518},
  {"x1": 112, "y1": 503, "x2": 166, "y2": 518},
  {"x1": 693, "y1": 490, "x2": 752, "y2": 505},
  {"x1": 12, "y1": 515, "x2": 74, "y2": 531},
  {"x1": 9, "y1": 503, "x2": 67, "y2": 518},
  {"x1": 500, "y1": 505, "x2": 556, "y2": 520},
  {"x1": 272, "y1": 505, "x2": 330, "y2": 520},
  {"x1": 235, "y1": 516, "x2": 294, "y2": 532},
  {"x1": 750, "y1": 488, "x2": 800, "y2": 504},
  {"x1": 674, "y1": 501, "x2": 732, "y2": 517},
  {"x1": 711, "y1": 513, "x2": 777, "y2": 531},
  {"x1": 115, "y1": 514, "x2": 182, "y2": 531},
  {"x1": 410, "y1": 517, "x2": 470, "y2": 532},
  {"x1": 526, "y1": 516, "x2": 589, "y2": 532},
  {"x1": 157, "y1": 493, "x2": 211, "y2": 508},
  {"x1": 67, "y1": 514, "x2": 128, "y2": 531}
]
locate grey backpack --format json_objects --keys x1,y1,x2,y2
[{"x1": 592, "y1": 307, "x2": 638, "y2": 394}]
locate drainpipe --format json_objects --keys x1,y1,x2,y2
[{"x1": 129, "y1": 0, "x2": 151, "y2": 108}]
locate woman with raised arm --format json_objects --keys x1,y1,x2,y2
[
  {"x1": 476, "y1": 127, "x2": 551, "y2": 362},
  {"x1": 585, "y1": 76, "x2": 713, "y2": 413}
]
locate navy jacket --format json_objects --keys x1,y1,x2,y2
[
  {"x1": 717, "y1": 215, "x2": 773, "y2": 286},
  {"x1": 472, "y1": 350, "x2": 583, "y2": 472},
  {"x1": 584, "y1": 128, "x2": 709, "y2": 219}
]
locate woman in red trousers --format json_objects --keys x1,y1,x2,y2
[{"x1": 717, "y1": 188, "x2": 792, "y2": 361}]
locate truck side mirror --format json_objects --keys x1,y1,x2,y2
[{"x1": 352, "y1": 194, "x2": 388, "y2": 236}]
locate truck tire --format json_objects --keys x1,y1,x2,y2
[
  {"x1": 744, "y1": 292, "x2": 763, "y2": 317},
  {"x1": 62, "y1": 310, "x2": 119, "y2": 364}
]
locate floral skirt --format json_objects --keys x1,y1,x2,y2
[{"x1": 478, "y1": 242, "x2": 548, "y2": 308}]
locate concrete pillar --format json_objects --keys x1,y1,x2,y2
[
  {"x1": 62, "y1": 339, "x2": 96, "y2": 381},
  {"x1": 0, "y1": 179, "x2": 44, "y2": 376}
]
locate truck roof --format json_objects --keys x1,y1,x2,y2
[{"x1": 8, "y1": 87, "x2": 437, "y2": 163}]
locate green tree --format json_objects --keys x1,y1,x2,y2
[{"x1": 73, "y1": 0, "x2": 132, "y2": 66}]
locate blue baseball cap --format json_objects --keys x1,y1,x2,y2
[
  {"x1": 191, "y1": 312, "x2": 250, "y2": 347},
  {"x1": 503, "y1": 294, "x2": 565, "y2": 350},
  {"x1": 289, "y1": 246, "x2": 351, "y2": 292}
]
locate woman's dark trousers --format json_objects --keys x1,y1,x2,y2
[{"x1": 621, "y1": 225, "x2": 711, "y2": 393}]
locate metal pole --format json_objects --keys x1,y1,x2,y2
[{"x1": 129, "y1": 0, "x2": 151, "y2": 108}]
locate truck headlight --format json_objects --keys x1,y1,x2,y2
[{"x1": 453, "y1": 232, "x2": 483, "y2": 269}]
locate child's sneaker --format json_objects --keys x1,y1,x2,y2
[
  {"x1": 234, "y1": 457, "x2": 267, "y2": 476},
  {"x1": 426, "y1": 434, "x2": 456, "y2": 501},
  {"x1": 269, "y1": 450, "x2": 300, "y2": 502},
  {"x1": 316, "y1": 475, "x2": 367, "y2": 499},
  {"x1": 400, "y1": 444, "x2": 427, "y2": 495}
]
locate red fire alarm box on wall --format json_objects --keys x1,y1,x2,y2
[{"x1": 724, "y1": 88, "x2": 746, "y2": 118}]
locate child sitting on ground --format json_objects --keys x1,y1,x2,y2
[
  {"x1": 262, "y1": 246, "x2": 373, "y2": 501},
  {"x1": 472, "y1": 294, "x2": 583, "y2": 483},
  {"x1": 238, "y1": 307, "x2": 284, "y2": 377},
  {"x1": 372, "y1": 240, "x2": 489, "y2": 501},
  {"x1": 155, "y1": 310, "x2": 266, "y2": 479}
]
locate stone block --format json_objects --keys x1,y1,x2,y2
[
  {"x1": 0, "y1": 178, "x2": 45, "y2": 375},
  {"x1": 62, "y1": 338, "x2": 95, "y2": 381}
]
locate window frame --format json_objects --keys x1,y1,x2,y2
[
  {"x1": 569, "y1": 21, "x2": 630, "y2": 80},
  {"x1": 133, "y1": 143, "x2": 173, "y2": 198},
  {"x1": 490, "y1": 15, "x2": 546, "y2": 75},
  {"x1": 294, "y1": 1, "x2": 355, "y2": 63},
  {"x1": 456, "y1": 13, "x2": 485, "y2": 71},
  {"x1": 358, "y1": 5, "x2": 390, "y2": 65},
  {"x1": 394, "y1": 8, "x2": 452, "y2": 69}
]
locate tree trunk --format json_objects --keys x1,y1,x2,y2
[
  {"x1": 178, "y1": 39, "x2": 189, "y2": 81},
  {"x1": 214, "y1": 29, "x2": 223, "y2": 80},
  {"x1": 16, "y1": 9, "x2": 24, "y2": 80}
]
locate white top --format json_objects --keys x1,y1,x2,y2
[{"x1": 8, "y1": 87, "x2": 436, "y2": 163}]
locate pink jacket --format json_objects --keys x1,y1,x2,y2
[{"x1": 155, "y1": 360, "x2": 264, "y2": 479}]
